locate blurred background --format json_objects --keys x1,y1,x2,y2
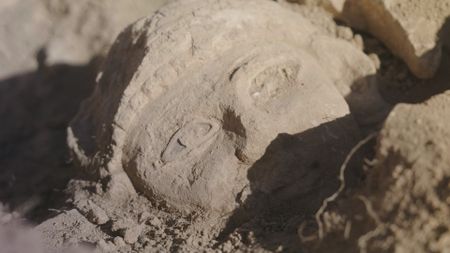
[{"x1": 0, "y1": 0, "x2": 167, "y2": 221}]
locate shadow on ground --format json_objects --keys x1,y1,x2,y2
[
  {"x1": 369, "y1": 16, "x2": 450, "y2": 105},
  {"x1": 217, "y1": 115, "x2": 371, "y2": 252},
  {"x1": 216, "y1": 16, "x2": 450, "y2": 252},
  {"x1": 0, "y1": 57, "x2": 98, "y2": 222}
]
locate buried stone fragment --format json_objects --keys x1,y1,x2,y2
[
  {"x1": 67, "y1": 0, "x2": 385, "y2": 215},
  {"x1": 304, "y1": 91, "x2": 450, "y2": 253},
  {"x1": 299, "y1": 0, "x2": 450, "y2": 79}
]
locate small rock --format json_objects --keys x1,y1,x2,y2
[
  {"x1": 113, "y1": 236, "x2": 126, "y2": 247},
  {"x1": 221, "y1": 241, "x2": 234, "y2": 253},
  {"x1": 86, "y1": 202, "x2": 109, "y2": 225},
  {"x1": 352, "y1": 34, "x2": 364, "y2": 50},
  {"x1": 149, "y1": 217, "x2": 162, "y2": 228},
  {"x1": 368, "y1": 53, "x2": 381, "y2": 70},
  {"x1": 336, "y1": 26, "x2": 353, "y2": 40},
  {"x1": 275, "y1": 245, "x2": 284, "y2": 252},
  {"x1": 75, "y1": 200, "x2": 109, "y2": 225},
  {"x1": 111, "y1": 217, "x2": 143, "y2": 244},
  {"x1": 94, "y1": 183, "x2": 103, "y2": 195},
  {"x1": 111, "y1": 218, "x2": 133, "y2": 232},
  {"x1": 138, "y1": 235, "x2": 150, "y2": 245},
  {"x1": 148, "y1": 239, "x2": 157, "y2": 246},
  {"x1": 123, "y1": 225, "x2": 143, "y2": 244},
  {"x1": 138, "y1": 211, "x2": 151, "y2": 223},
  {"x1": 96, "y1": 239, "x2": 115, "y2": 252}
]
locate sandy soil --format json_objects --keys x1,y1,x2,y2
[{"x1": 1, "y1": 0, "x2": 450, "y2": 252}]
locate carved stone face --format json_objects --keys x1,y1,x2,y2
[
  {"x1": 68, "y1": 0, "x2": 365, "y2": 214},
  {"x1": 122, "y1": 45, "x2": 354, "y2": 213}
]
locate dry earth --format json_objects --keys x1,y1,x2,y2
[{"x1": 1, "y1": 0, "x2": 450, "y2": 253}]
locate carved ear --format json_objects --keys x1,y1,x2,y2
[
  {"x1": 309, "y1": 36, "x2": 376, "y2": 95},
  {"x1": 309, "y1": 36, "x2": 390, "y2": 125}
]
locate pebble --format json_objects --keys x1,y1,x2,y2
[
  {"x1": 368, "y1": 53, "x2": 381, "y2": 70},
  {"x1": 86, "y1": 201, "x2": 109, "y2": 225},
  {"x1": 114, "y1": 236, "x2": 126, "y2": 247},
  {"x1": 149, "y1": 217, "x2": 162, "y2": 227},
  {"x1": 96, "y1": 239, "x2": 115, "y2": 252},
  {"x1": 76, "y1": 200, "x2": 109, "y2": 225},
  {"x1": 139, "y1": 211, "x2": 151, "y2": 223},
  {"x1": 123, "y1": 224, "x2": 143, "y2": 244},
  {"x1": 221, "y1": 241, "x2": 234, "y2": 253},
  {"x1": 111, "y1": 218, "x2": 133, "y2": 232},
  {"x1": 336, "y1": 26, "x2": 353, "y2": 41},
  {"x1": 353, "y1": 34, "x2": 364, "y2": 50}
]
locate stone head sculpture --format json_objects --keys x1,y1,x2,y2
[{"x1": 68, "y1": 0, "x2": 382, "y2": 215}]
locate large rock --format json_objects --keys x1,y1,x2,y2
[
  {"x1": 329, "y1": 0, "x2": 449, "y2": 79},
  {"x1": 0, "y1": 0, "x2": 167, "y2": 78},
  {"x1": 280, "y1": 0, "x2": 391, "y2": 126},
  {"x1": 365, "y1": 90, "x2": 450, "y2": 252},
  {"x1": 306, "y1": 91, "x2": 450, "y2": 253},
  {"x1": 68, "y1": 0, "x2": 365, "y2": 215}
]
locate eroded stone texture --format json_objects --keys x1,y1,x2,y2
[
  {"x1": 0, "y1": 0, "x2": 167, "y2": 78},
  {"x1": 298, "y1": 0, "x2": 450, "y2": 79},
  {"x1": 281, "y1": 0, "x2": 391, "y2": 126},
  {"x1": 68, "y1": 0, "x2": 372, "y2": 215},
  {"x1": 42, "y1": 0, "x2": 168, "y2": 66},
  {"x1": 365, "y1": 91, "x2": 450, "y2": 252},
  {"x1": 0, "y1": 0, "x2": 51, "y2": 77},
  {"x1": 307, "y1": 91, "x2": 450, "y2": 253}
]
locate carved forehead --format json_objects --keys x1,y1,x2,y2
[{"x1": 101, "y1": 0, "x2": 318, "y2": 114}]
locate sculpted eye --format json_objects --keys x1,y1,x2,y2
[
  {"x1": 249, "y1": 63, "x2": 301, "y2": 112},
  {"x1": 233, "y1": 55, "x2": 304, "y2": 114},
  {"x1": 161, "y1": 118, "x2": 219, "y2": 163}
]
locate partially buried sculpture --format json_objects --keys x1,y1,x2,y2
[{"x1": 68, "y1": 0, "x2": 385, "y2": 215}]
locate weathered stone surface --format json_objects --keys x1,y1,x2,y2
[
  {"x1": 0, "y1": 0, "x2": 167, "y2": 79},
  {"x1": 362, "y1": 91, "x2": 450, "y2": 252},
  {"x1": 301, "y1": 0, "x2": 450, "y2": 79},
  {"x1": 68, "y1": 0, "x2": 369, "y2": 215},
  {"x1": 307, "y1": 91, "x2": 450, "y2": 252},
  {"x1": 281, "y1": 0, "x2": 391, "y2": 126}
]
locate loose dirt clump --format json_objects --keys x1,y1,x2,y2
[
  {"x1": 303, "y1": 91, "x2": 450, "y2": 253},
  {"x1": 291, "y1": 0, "x2": 450, "y2": 79}
]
